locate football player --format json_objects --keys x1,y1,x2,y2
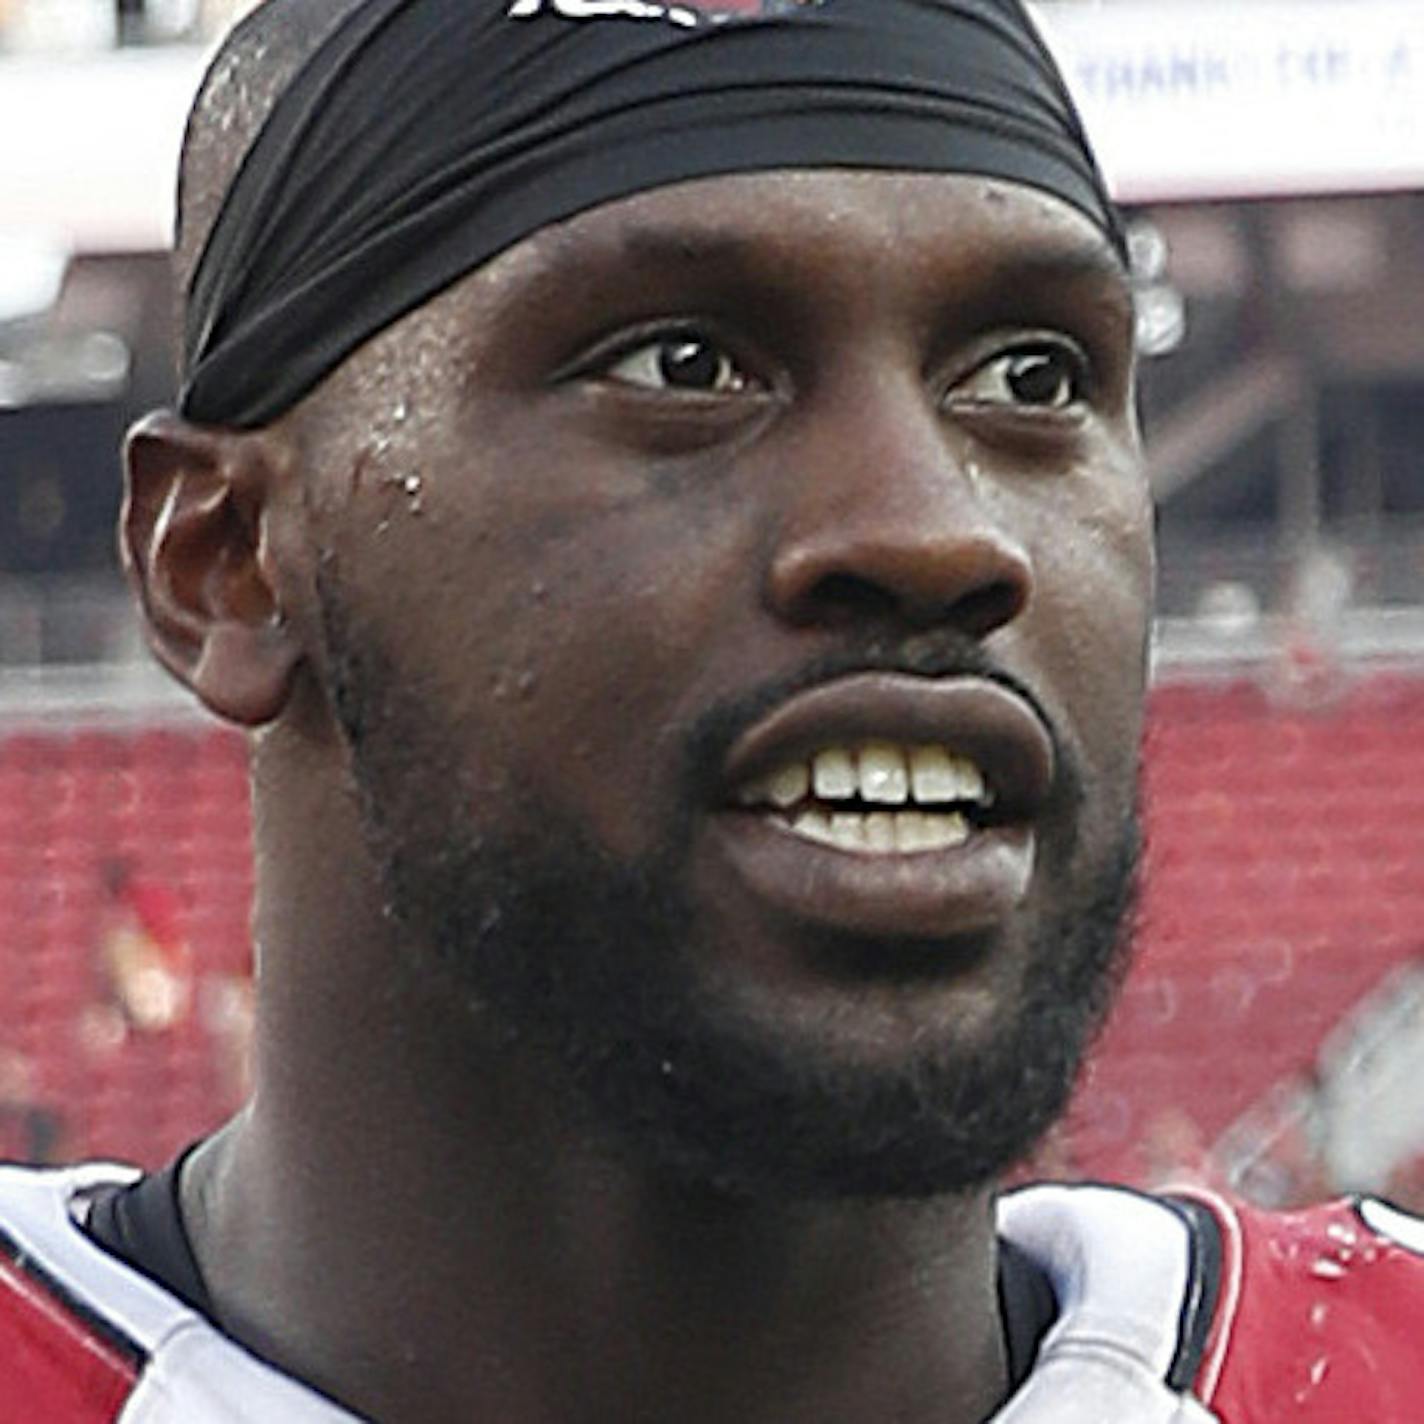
[{"x1": 2, "y1": 0, "x2": 1420, "y2": 1419}]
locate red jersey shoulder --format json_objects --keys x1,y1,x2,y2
[
  {"x1": 1188, "y1": 1191, "x2": 1424, "y2": 1422},
  {"x1": 0, "y1": 1233, "x2": 142, "y2": 1424}
]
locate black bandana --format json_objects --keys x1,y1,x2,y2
[{"x1": 182, "y1": 0, "x2": 1123, "y2": 428}]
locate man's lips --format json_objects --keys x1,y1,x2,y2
[
  {"x1": 707, "y1": 673, "x2": 1055, "y2": 939},
  {"x1": 720, "y1": 673, "x2": 1055, "y2": 820}
]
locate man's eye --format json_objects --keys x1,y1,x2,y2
[
  {"x1": 604, "y1": 333, "x2": 754, "y2": 394},
  {"x1": 951, "y1": 344, "x2": 1088, "y2": 411}
]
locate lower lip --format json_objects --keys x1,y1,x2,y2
[{"x1": 707, "y1": 811, "x2": 1037, "y2": 940}]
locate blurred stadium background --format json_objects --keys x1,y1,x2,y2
[{"x1": 3, "y1": 0, "x2": 1424, "y2": 1209}]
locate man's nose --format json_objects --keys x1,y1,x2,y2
[{"x1": 764, "y1": 383, "x2": 1035, "y2": 638}]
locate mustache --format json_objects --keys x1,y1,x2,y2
[{"x1": 676, "y1": 631, "x2": 1073, "y2": 806}]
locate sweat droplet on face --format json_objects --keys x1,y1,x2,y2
[
  {"x1": 490, "y1": 668, "x2": 538, "y2": 702},
  {"x1": 380, "y1": 470, "x2": 424, "y2": 515}
]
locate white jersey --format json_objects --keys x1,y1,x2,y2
[
  {"x1": 10, "y1": 1159, "x2": 1364, "y2": 1422},
  {"x1": 0, "y1": 1163, "x2": 351, "y2": 1423}
]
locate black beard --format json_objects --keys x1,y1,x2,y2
[{"x1": 319, "y1": 568, "x2": 1141, "y2": 1202}]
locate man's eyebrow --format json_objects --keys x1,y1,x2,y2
[
  {"x1": 997, "y1": 241, "x2": 1130, "y2": 291},
  {"x1": 515, "y1": 222, "x2": 770, "y2": 299},
  {"x1": 593, "y1": 223, "x2": 1131, "y2": 294},
  {"x1": 965, "y1": 239, "x2": 1136, "y2": 333},
  {"x1": 614, "y1": 226, "x2": 772, "y2": 270},
  {"x1": 521, "y1": 216, "x2": 1135, "y2": 339}
]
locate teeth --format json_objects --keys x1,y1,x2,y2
[
  {"x1": 813, "y1": 748, "x2": 857, "y2": 800},
  {"x1": 895, "y1": 811, "x2": 931, "y2": 852},
  {"x1": 766, "y1": 762, "x2": 810, "y2": 808},
  {"x1": 910, "y1": 747, "x2": 988, "y2": 806},
  {"x1": 953, "y1": 755, "x2": 989, "y2": 805},
  {"x1": 894, "y1": 811, "x2": 970, "y2": 853},
  {"x1": 787, "y1": 809, "x2": 971, "y2": 855},
  {"x1": 857, "y1": 742, "x2": 909, "y2": 804},
  {"x1": 740, "y1": 745, "x2": 991, "y2": 813},
  {"x1": 909, "y1": 746, "x2": 956, "y2": 803},
  {"x1": 931, "y1": 812, "x2": 972, "y2": 849},
  {"x1": 737, "y1": 762, "x2": 810, "y2": 809},
  {"x1": 792, "y1": 807, "x2": 833, "y2": 846}
]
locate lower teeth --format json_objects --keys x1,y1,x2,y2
[{"x1": 788, "y1": 808, "x2": 971, "y2": 854}]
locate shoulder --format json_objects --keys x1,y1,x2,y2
[
  {"x1": 0, "y1": 1161, "x2": 357, "y2": 1423},
  {"x1": 997, "y1": 1181, "x2": 1221, "y2": 1420},
  {"x1": 1185, "y1": 1188, "x2": 1424, "y2": 1420},
  {"x1": 0, "y1": 1161, "x2": 149, "y2": 1421},
  {"x1": 998, "y1": 1181, "x2": 1424, "y2": 1423}
]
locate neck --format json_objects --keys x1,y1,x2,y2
[{"x1": 183, "y1": 721, "x2": 1012, "y2": 1424}]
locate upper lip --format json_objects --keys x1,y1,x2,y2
[{"x1": 720, "y1": 673, "x2": 1056, "y2": 821}]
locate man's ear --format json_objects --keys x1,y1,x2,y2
[{"x1": 122, "y1": 411, "x2": 303, "y2": 727}]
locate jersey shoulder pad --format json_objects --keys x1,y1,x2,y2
[
  {"x1": 1185, "y1": 1189, "x2": 1424, "y2": 1421},
  {"x1": 0, "y1": 1163, "x2": 145, "y2": 1422},
  {"x1": 0, "y1": 1161, "x2": 364, "y2": 1423},
  {"x1": 997, "y1": 1182, "x2": 1224, "y2": 1422}
]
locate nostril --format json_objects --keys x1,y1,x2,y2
[
  {"x1": 801, "y1": 572, "x2": 901, "y2": 624},
  {"x1": 768, "y1": 523, "x2": 1034, "y2": 635},
  {"x1": 953, "y1": 581, "x2": 1027, "y2": 639},
  {"x1": 787, "y1": 570, "x2": 1026, "y2": 635}
]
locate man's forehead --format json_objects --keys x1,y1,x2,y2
[
  {"x1": 520, "y1": 170, "x2": 1127, "y2": 292},
  {"x1": 368, "y1": 169, "x2": 1132, "y2": 390},
  {"x1": 181, "y1": 0, "x2": 1120, "y2": 430}
]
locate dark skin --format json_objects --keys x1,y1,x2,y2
[{"x1": 123, "y1": 170, "x2": 1152, "y2": 1424}]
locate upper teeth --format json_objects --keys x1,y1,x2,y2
[{"x1": 739, "y1": 743, "x2": 990, "y2": 810}]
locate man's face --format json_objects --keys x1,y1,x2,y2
[{"x1": 300, "y1": 169, "x2": 1153, "y2": 1197}]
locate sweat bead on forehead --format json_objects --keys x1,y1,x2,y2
[{"x1": 181, "y1": 0, "x2": 1122, "y2": 430}]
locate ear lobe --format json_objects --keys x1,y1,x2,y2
[{"x1": 123, "y1": 411, "x2": 302, "y2": 727}]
